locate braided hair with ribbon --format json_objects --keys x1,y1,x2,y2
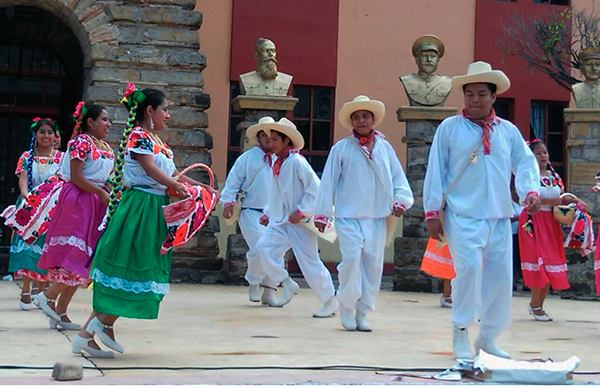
[
  {"x1": 103, "y1": 84, "x2": 168, "y2": 229},
  {"x1": 527, "y1": 138, "x2": 564, "y2": 190},
  {"x1": 27, "y1": 118, "x2": 57, "y2": 192},
  {"x1": 72, "y1": 102, "x2": 106, "y2": 137}
]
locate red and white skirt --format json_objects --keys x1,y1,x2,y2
[{"x1": 518, "y1": 209, "x2": 569, "y2": 290}]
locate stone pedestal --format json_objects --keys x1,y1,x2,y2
[
  {"x1": 224, "y1": 95, "x2": 298, "y2": 283},
  {"x1": 561, "y1": 109, "x2": 600, "y2": 298},
  {"x1": 393, "y1": 106, "x2": 457, "y2": 292}
]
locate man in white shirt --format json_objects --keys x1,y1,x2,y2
[
  {"x1": 221, "y1": 123, "x2": 274, "y2": 304},
  {"x1": 313, "y1": 95, "x2": 414, "y2": 332},
  {"x1": 423, "y1": 62, "x2": 541, "y2": 360},
  {"x1": 255, "y1": 117, "x2": 337, "y2": 318}
]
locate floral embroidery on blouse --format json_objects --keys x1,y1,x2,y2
[
  {"x1": 126, "y1": 129, "x2": 174, "y2": 159},
  {"x1": 540, "y1": 170, "x2": 563, "y2": 190},
  {"x1": 67, "y1": 134, "x2": 114, "y2": 162},
  {"x1": 15, "y1": 150, "x2": 64, "y2": 175}
]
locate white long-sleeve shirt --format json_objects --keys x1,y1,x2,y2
[
  {"x1": 424, "y1": 114, "x2": 540, "y2": 220},
  {"x1": 220, "y1": 146, "x2": 272, "y2": 210},
  {"x1": 265, "y1": 153, "x2": 319, "y2": 224},
  {"x1": 313, "y1": 135, "x2": 414, "y2": 219}
]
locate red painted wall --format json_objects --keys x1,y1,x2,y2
[
  {"x1": 474, "y1": 0, "x2": 571, "y2": 137},
  {"x1": 229, "y1": 0, "x2": 339, "y2": 87}
]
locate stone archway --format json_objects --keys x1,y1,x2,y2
[{"x1": 0, "y1": 0, "x2": 220, "y2": 282}]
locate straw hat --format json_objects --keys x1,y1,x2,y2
[
  {"x1": 412, "y1": 35, "x2": 444, "y2": 58},
  {"x1": 338, "y1": 95, "x2": 385, "y2": 130},
  {"x1": 452, "y1": 61, "x2": 510, "y2": 95},
  {"x1": 247, "y1": 116, "x2": 305, "y2": 151}
]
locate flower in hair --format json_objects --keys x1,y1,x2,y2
[
  {"x1": 124, "y1": 83, "x2": 136, "y2": 98},
  {"x1": 73, "y1": 101, "x2": 85, "y2": 119},
  {"x1": 120, "y1": 83, "x2": 147, "y2": 106}
]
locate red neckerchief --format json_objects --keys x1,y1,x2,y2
[
  {"x1": 352, "y1": 129, "x2": 375, "y2": 146},
  {"x1": 272, "y1": 146, "x2": 298, "y2": 176},
  {"x1": 257, "y1": 144, "x2": 273, "y2": 167},
  {"x1": 462, "y1": 108, "x2": 497, "y2": 155}
]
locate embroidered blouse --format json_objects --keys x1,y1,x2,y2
[
  {"x1": 124, "y1": 128, "x2": 176, "y2": 196},
  {"x1": 539, "y1": 171, "x2": 563, "y2": 211},
  {"x1": 59, "y1": 134, "x2": 115, "y2": 186},
  {"x1": 15, "y1": 150, "x2": 64, "y2": 187}
]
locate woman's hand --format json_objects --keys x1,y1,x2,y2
[
  {"x1": 172, "y1": 182, "x2": 190, "y2": 199},
  {"x1": 98, "y1": 190, "x2": 110, "y2": 206}
]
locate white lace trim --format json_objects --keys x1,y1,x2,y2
[
  {"x1": 521, "y1": 258, "x2": 567, "y2": 273},
  {"x1": 92, "y1": 268, "x2": 170, "y2": 295},
  {"x1": 10, "y1": 243, "x2": 43, "y2": 254},
  {"x1": 44, "y1": 236, "x2": 93, "y2": 256},
  {"x1": 423, "y1": 251, "x2": 453, "y2": 265},
  {"x1": 595, "y1": 260, "x2": 600, "y2": 271}
]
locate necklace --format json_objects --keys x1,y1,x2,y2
[
  {"x1": 34, "y1": 147, "x2": 56, "y2": 174},
  {"x1": 89, "y1": 134, "x2": 112, "y2": 153},
  {"x1": 144, "y1": 129, "x2": 171, "y2": 156}
]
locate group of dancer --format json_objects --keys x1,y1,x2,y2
[{"x1": 3, "y1": 62, "x2": 599, "y2": 362}]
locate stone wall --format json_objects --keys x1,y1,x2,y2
[
  {"x1": 0, "y1": 0, "x2": 221, "y2": 282},
  {"x1": 393, "y1": 107, "x2": 456, "y2": 292},
  {"x1": 562, "y1": 109, "x2": 600, "y2": 299}
]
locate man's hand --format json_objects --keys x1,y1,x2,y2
[
  {"x1": 525, "y1": 194, "x2": 541, "y2": 215},
  {"x1": 288, "y1": 211, "x2": 303, "y2": 224},
  {"x1": 223, "y1": 206, "x2": 233, "y2": 219},
  {"x1": 259, "y1": 214, "x2": 269, "y2": 226},
  {"x1": 426, "y1": 218, "x2": 444, "y2": 242},
  {"x1": 392, "y1": 205, "x2": 405, "y2": 218},
  {"x1": 315, "y1": 222, "x2": 326, "y2": 233}
]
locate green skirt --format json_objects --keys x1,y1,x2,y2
[
  {"x1": 8, "y1": 196, "x2": 48, "y2": 276},
  {"x1": 91, "y1": 188, "x2": 172, "y2": 320}
]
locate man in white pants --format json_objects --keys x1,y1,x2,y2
[
  {"x1": 255, "y1": 117, "x2": 337, "y2": 318},
  {"x1": 313, "y1": 95, "x2": 414, "y2": 332},
  {"x1": 221, "y1": 124, "x2": 274, "y2": 304},
  {"x1": 424, "y1": 62, "x2": 541, "y2": 360}
]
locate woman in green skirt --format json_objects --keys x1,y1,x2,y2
[{"x1": 73, "y1": 84, "x2": 217, "y2": 358}]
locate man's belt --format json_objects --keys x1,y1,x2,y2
[{"x1": 242, "y1": 207, "x2": 263, "y2": 213}]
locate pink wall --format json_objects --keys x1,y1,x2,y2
[
  {"x1": 195, "y1": 0, "x2": 233, "y2": 182},
  {"x1": 335, "y1": 0, "x2": 477, "y2": 166}
]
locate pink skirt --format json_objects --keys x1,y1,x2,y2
[
  {"x1": 37, "y1": 182, "x2": 107, "y2": 285},
  {"x1": 518, "y1": 209, "x2": 569, "y2": 290}
]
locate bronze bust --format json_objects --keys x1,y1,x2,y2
[
  {"x1": 573, "y1": 47, "x2": 600, "y2": 109},
  {"x1": 400, "y1": 35, "x2": 452, "y2": 107}
]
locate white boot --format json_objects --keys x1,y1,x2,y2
[
  {"x1": 452, "y1": 326, "x2": 473, "y2": 361},
  {"x1": 273, "y1": 278, "x2": 300, "y2": 307},
  {"x1": 249, "y1": 284, "x2": 261, "y2": 303},
  {"x1": 356, "y1": 310, "x2": 372, "y2": 332},
  {"x1": 474, "y1": 334, "x2": 510, "y2": 359},
  {"x1": 313, "y1": 296, "x2": 337, "y2": 318},
  {"x1": 339, "y1": 305, "x2": 357, "y2": 331},
  {"x1": 261, "y1": 288, "x2": 279, "y2": 307}
]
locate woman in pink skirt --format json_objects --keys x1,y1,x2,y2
[
  {"x1": 34, "y1": 102, "x2": 114, "y2": 331},
  {"x1": 518, "y1": 139, "x2": 583, "y2": 322}
]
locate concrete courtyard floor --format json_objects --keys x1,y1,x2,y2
[{"x1": 1, "y1": 278, "x2": 600, "y2": 385}]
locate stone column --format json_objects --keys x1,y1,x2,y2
[
  {"x1": 562, "y1": 109, "x2": 600, "y2": 298},
  {"x1": 393, "y1": 106, "x2": 457, "y2": 292},
  {"x1": 224, "y1": 95, "x2": 298, "y2": 283}
]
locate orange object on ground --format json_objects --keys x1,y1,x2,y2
[{"x1": 420, "y1": 238, "x2": 455, "y2": 279}]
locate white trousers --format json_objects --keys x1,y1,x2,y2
[
  {"x1": 257, "y1": 222, "x2": 335, "y2": 303},
  {"x1": 238, "y1": 209, "x2": 268, "y2": 286},
  {"x1": 336, "y1": 218, "x2": 387, "y2": 313},
  {"x1": 445, "y1": 210, "x2": 512, "y2": 339}
]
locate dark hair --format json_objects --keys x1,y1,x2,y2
[
  {"x1": 132, "y1": 88, "x2": 166, "y2": 124},
  {"x1": 105, "y1": 87, "x2": 165, "y2": 228},
  {"x1": 80, "y1": 104, "x2": 106, "y2": 134},
  {"x1": 528, "y1": 139, "x2": 545, "y2": 152},
  {"x1": 462, "y1": 83, "x2": 497, "y2": 95},
  {"x1": 27, "y1": 119, "x2": 56, "y2": 191},
  {"x1": 271, "y1": 130, "x2": 293, "y2": 147}
]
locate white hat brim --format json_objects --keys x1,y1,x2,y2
[
  {"x1": 339, "y1": 100, "x2": 385, "y2": 130},
  {"x1": 452, "y1": 71, "x2": 510, "y2": 95},
  {"x1": 246, "y1": 125, "x2": 267, "y2": 143},
  {"x1": 258, "y1": 123, "x2": 305, "y2": 151}
]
